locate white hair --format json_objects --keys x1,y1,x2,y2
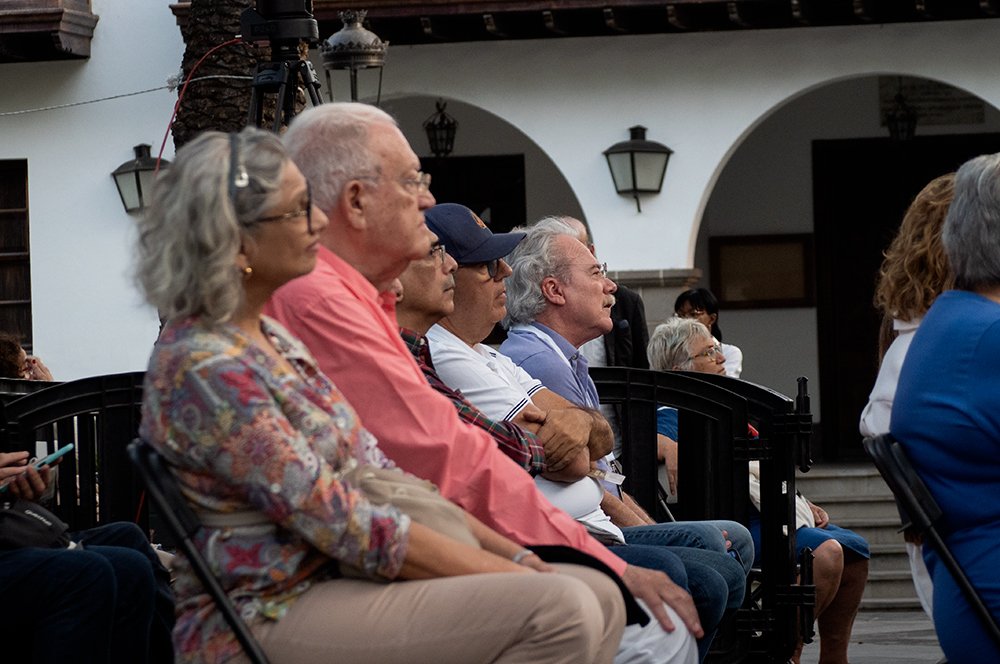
[{"x1": 647, "y1": 318, "x2": 714, "y2": 371}]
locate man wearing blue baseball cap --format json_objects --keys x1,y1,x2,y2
[{"x1": 425, "y1": 203, "x2": 701, "y2": 663}]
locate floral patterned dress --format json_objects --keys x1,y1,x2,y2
[{"x1": 140, "y1": 316, "x2": 410, "y2": 664}]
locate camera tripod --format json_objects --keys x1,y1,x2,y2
[{"x1": 246, "y1": 45, "x2": 323, "y2": 132}]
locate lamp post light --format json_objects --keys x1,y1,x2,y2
[
  {"x1": 423, "y1": 99, "x2": 458, "y2": 158},
  {"x1": 111, "y1": 144, "x2": 165, "y2": 213},
  {"x1": 321, "y1": 9, "x2": 388, "y2": 103},
  {"x1": 603, "y1": 125, "x2": 673, "y2": 213}
]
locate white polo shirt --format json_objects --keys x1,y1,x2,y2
[{"x1": 426, "y1": 324, "x2": 545, "y2": 422}]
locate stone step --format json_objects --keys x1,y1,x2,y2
[
  {"x1": 795, "y1": 476, "x2": 890, "y2": 495},
  {"x1": 869, "y1": 543, "x2": 910, "y2": 573},
  {"x1": 863, "y1": 570, "x2": 919, "y2": 599},
  {"x1": 827, "y1": 516, "x2": 906, "y2": 546},
  {"x1": 807, "y1": 493, "x2": 902, "y2": 520},
  {"x1": 859, "y1": 597, "x2": 926, "y2": 612},
  {"x1": 796, "y1": 465, "x2": 892, "y2": 499}
]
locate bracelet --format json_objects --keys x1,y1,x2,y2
[{"x1": 512, "y1": 549, "x2": 534, "y2": 565}]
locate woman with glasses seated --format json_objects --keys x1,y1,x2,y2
[
  {"x1": 0, "y1": 333, "x2": 53, "y2": 381},
  {"x1": 673, "y1": 288, "x2": 742, "y2": 378},
  {"x1": 648, "y1": 317, "x2": 869, "y2": 664},
  {"x1": 136, "y1": 127, "x2": 624, "y2": 664}
]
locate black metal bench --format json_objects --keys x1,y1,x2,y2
[
  {"x1": 0, "y1": 377, "x2": 60, "y2": 405},
  {"x1": 591, "y1": 366, "x2": 815, "y2": 663},
  {"x1": 0, "y1": 372, "x2": 147, "y2": 532}
]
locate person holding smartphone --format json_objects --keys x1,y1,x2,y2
[{"x1": 0, "y1": 451, "x2": 174, "y2": 664}]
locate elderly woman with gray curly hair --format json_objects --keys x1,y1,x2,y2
[{"x1": 647, "y1": 317, "x2": 869, "y2": 664}]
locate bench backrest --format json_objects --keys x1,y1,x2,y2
[{"x1": 0, "y1": 372, "x2": 146, "y2": 531}]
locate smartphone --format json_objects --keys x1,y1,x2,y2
[
  {"x1": 34, "y1": 443, "x2": 74, "y2": 469},
  {"x1": 0, "y1": 443, "x2": 73, "y2": 493}
]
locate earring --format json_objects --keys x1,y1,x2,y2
[{"x1": 242, "y1": 266, "x2": 253, "y2": 278}]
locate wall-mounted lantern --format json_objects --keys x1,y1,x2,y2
[
  {"x1": 603, "y1": 125, "x2": 672, "y2": 212},
  {"x1": 112, "y1": 144, "x2": 165, "y2": 213}
]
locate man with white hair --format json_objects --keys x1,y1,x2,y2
[
  {"x1": 563, "y1": 217, "x2": 651, "y2": 372},
  {"x1": 499, "y1": 216, "x2": 755, "y2": 661}
]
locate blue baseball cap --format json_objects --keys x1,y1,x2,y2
[{"x1": 424, "y1": 203, "x2": 526, "y2": 264}]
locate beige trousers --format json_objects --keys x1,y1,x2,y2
[{"x1": 253, "y1": 563, "x2": 626, "y2": 664}]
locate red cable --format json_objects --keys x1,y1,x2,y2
[
  {"x1": 156, "y1": 37, "x2": 245, "y2": 173},
  {"x1": 134, "y1": 489, "x2": 146, "y2": 524}
]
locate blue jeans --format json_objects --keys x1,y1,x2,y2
[
  {"x1": 620, "y1": 520, "x2": 752, "y2": 661},
  {"x1": 73, "y1": 522, "x2": 176, "y2": 664},
  {"x1": 608, "y1": 542, "x2": 689, "y2": 591},
  {"x1": 0, "y1": 545, "x2": 119, "y2": 663},
  {"x1": 0, "y1": 522, "x2": 174, "y2": 664}
]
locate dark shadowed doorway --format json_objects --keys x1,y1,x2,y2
[{"x1": 813, "y1": 133, "x2": 1000, "y2": 460}]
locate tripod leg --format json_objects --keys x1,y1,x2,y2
[
  {"x1": 304, "y1": 72, "x2": 323, "y2": 106},
  {"x1": 274, "y1": 61, "x2": 291, "y2": 133},
  {"x1": 246, "y1": 64, "x2": 268, "y2": 128}
]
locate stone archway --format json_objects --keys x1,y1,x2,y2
[
  {"x1": 381, "y1": 94, "x2": 587, "y2": 230},
  {"x1": 693, "y1": 74, "x2": 1000, "y2": 458}
]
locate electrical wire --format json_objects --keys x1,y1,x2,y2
[
  {"x1": 156, "y1": 36, "x2": 247, "y2": 172},
  {"x1": 0, "y1": 74, "x2": 250, "y2": 118}
]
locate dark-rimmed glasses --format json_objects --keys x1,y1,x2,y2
[
  {"x1": 254, "y1": 182, "x2": 314, "y2": 234},
  {"x1": 228, "y1": 133, "x2": 314, "y2": 234},
  {"x1": 461, "y1": 258, "x2": 501, "y2": 279},
  {"x1": 429, "y1": 243, "x2": 446, "y2": 265}
]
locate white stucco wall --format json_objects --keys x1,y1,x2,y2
[
  {"x1": 383, "y1": 96, "x2": 586, "y2": 224},
  {"x1": 360, "y1": 19, "x2": 1000, "y2": 271},
  {"x1": 3, "y1": 6, "x2": 1000, "y2": 385},
  {"x1": 0, "y1": 0, "x2": 184, "y2": 379}
]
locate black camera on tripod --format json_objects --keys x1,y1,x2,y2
[{"x1": 239, "y1": 0, "x2": 323, "y2": 129}]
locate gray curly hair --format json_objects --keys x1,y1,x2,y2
[
  {"x1": 943, "y1": 152, "x2": 1000, "y2": 291},
  {"x1": 135, "y1": 127, "x2": 287, "y2": 325},
  {"x1": 503, "y1": 216, "x2": 579, "y2": 327},
  {"x1": 647, "y1": 318, "x2": 714, "y2": 371}
]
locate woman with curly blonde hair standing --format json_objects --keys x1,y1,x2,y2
[{"x1": 860, "y1": 172, "x2": 955, "y2": 619}]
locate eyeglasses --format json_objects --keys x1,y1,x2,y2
[
  {"x1": 353, "y1": 171, "x2": 432, "y2": 194},
  {"x1": 690, "y1": 343, "x2": 723, "y2": 361},
  {"x1": 428, "y1": 243, "x2": 446, "y2": 265},
  {"x1": 676, "y1": 308, "x2": 707, "y2": 319},
  {"x1": 461, "y1": 258, "x2": 501, "y2": 280},
  {"x1": 255, "y1": 182, "x2": 314, "y2": 234},
  {"x1": 400, "y1": 171, "x2": 432, "y2": 193},
  {"x1": 228, "y1": 133, "x2": 313, "y2": 234},
  {"x1": 559, "y1": 262, "x2": 608, "y2": 278}
]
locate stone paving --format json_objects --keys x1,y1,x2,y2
[{"x1": 799, "y1": 611, "x2": 944, "y2": 664}]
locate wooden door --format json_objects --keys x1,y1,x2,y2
[{"x1": 813, "y1": 134, "x2": 1000, "y2": 459}]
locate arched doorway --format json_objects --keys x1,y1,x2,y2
[
  {"x1": 381, "y1": 95, "x2": 585, "y2": 233},
  {"x1": 695, "y1": 74, "x2": 1000, "y2": 459}
]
